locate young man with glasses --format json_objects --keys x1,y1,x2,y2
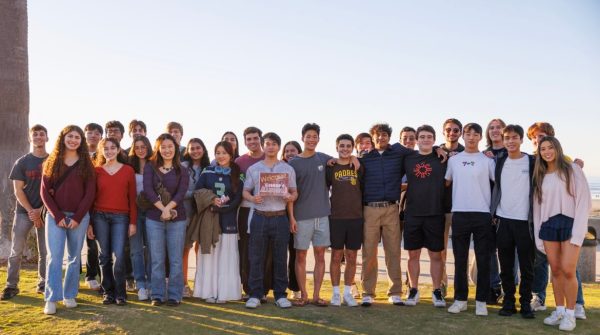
[{"x1": 438, "y1": 118, "x2": 464, "y2": 297}]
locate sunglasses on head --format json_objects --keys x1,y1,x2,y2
[{"x1": 215, "y1": 166, "x2": 231, "y2": 175}]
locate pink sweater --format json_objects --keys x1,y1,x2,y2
[{"x1": 533, "y1": 163, "x2": 591, "y2": 252}]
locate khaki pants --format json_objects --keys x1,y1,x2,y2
[{"x1": 361, "y1": 205, "x2": 402, "y2": 297}]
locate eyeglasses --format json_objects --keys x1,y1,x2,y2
[
  {"x1": 215, "y1": 166, "x2": 231, "y2": 175},
  {"x1": 445, "y1": 128, "x2": 461, "y2": 134}
]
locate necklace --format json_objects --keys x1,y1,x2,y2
[{"x1": 162, "y1": 165, "x2": 174, "y2": 172}]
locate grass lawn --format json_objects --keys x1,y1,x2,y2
[{"x1": 1, "y1": 265, "x2": 599, "y2": 334}]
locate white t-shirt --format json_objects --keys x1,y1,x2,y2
[
  {"x1": 497, "y1": 155, "x2": 530, "y2": 220},
  {"x1": 445, "y1": 151, "x2": 495, "y2": 213}
]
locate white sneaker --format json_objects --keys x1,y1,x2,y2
[
  {"x1": 388, "y1": 295, "x2": 404, "y2": 306},
  {"x1": 275, "y1": 297, "x2": 292, "y2": 309},
  {"x1": 574, "y1": 304, "x2": 586, "y2": 320},
  {"x1": 404, "y1": 288, "x2": 419, "y2": 306},
  {"x1": 137, "y1": 288, "x2": 149, "y2": 301},
  {"x1": 559, "y1": 314, "x2": 576, "y2": 331},
  {"x1": 63, "y1": 298, "x2": 77, "y2": 308},
  {"x1": 245, "y1": 297, "x2": 261, "y2": 309},
  {"x1": 475, "y1": 301, "x2": 488, "y2": 316},
  {"x1": 530, "y1": 295, "x2": 547, "y2": 311},
  {"x1": 43, "y1": 301, "x2": 56, "y2": 315},
  {"x1": 330, "y1": 293, "x2": 341, "y2": 306},
  {"x1": 544, "y1": 310, "x2": 564, "y2": 326},
  {"x1": 343, "y1": 293, "x2": 358, "y2": 307},
  {"x1": 205, "y1": 297, "x2": 217, "y2": 304},
  {"x1": 448, "y1": 300, "x2": 467, "y2": 314},
  {"x1": 361, "y1": 295, "x2": 374, "y2": 307},
  {"x1": 86, "y1": 279, "x2": 100, "y2": 291},
  {"x1": 432, "y1": 289, "x2": 446, "y2": 308}
]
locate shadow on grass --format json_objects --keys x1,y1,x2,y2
[{"x1": 1, "y1": 267, "x2": 600, "y2": 335}]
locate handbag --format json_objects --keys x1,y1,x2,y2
[{"x1": 136, "y1": 165, "x2": 176, "y2": 210}]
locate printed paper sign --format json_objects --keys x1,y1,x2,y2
[{"x1": 259, "y1": 172, "x2": 289, "y2": 196}]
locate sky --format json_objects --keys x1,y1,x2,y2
[{"x1": 27, "y1": 0, "x2": 600, "y2": 178}]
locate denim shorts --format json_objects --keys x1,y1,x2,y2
[
  {"x1": 294, "y1": 216, "x2": 330, "y2": 250},
  {"x1": 539, "y1": 214, "x2": 573, "y2": 242}
]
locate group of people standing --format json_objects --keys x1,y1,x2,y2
[{"x1": 0, "y1": 118, "x2": 591, "y2": 332}]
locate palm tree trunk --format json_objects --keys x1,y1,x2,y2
[{"x1": 0, "y1": 0, "x2": 30, "y2": 261}]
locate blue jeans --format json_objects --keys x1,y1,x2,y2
[
  {"x1": 6, "y1": 212, "x2": 46, "y2": 289},
  {"x1": 248, "y1": 213, "x2": 289, "y2": 300},
  {"x1": 145, "y1": 218, "x2": 186, "y2": 302},
  {"x1": 130, "y1": 210, "x2": 150, "y2": 289},
  {"x1": 44, "y1": 212, "x2": 89, "y2": 302},
  {"x1": 93, "y1": 212, "x2": 129, "y2": 300},
  {"x1": 532, "y1": 249, "x2": 584, "y2": 305}
]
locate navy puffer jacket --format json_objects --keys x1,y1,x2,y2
[{"x1": 360, "y1": 143, "x2": 414, "y2": 203}]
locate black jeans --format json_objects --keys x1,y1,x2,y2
[
  {"x1": 85, "y1": 237, "x2": 101, "y2": 281},
  {"x1": 238, "y1": 207, "x2": 251, "y2": 295},
  {"x1": 452, "y1": 212, "x2": 494, "y2": 302},
  {"x1": 496, "y1": 216, "x2": 534, "y2": 307},
  {"x1": 288, "y1": 233, "x2": 299, "y2": 292}
]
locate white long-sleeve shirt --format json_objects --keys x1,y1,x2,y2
[{"x1": 533, "y1": 163, "x2": 591, "y2": 253}]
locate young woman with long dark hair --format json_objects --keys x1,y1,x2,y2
[
  {"x1": 88, "y1": 138, "x2": 137, "y2": 306},
  {"x1": 143, "y1": 133, "x2": 189, "y2": 306},
  {"x1": 181, "y1": 138, "x2": 210, "y2": 298},
  {"x1": 533, "y1": 136, "x2": 591, "y2": 331},
  {"x1": 128, "y1": 136, "x2": 153, "y2": 300},
  {"x1": 41, "y1": 125, "x2": 96, "y2": 314},
  {"x1": 193, "y1": 141, "x2": 242, "y2": 303}
]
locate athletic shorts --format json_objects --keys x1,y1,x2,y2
[
  {"x1": 403, "y1": 214, "x2": 445, "y2": 252},
  {"x1": 329, "y1": 218, "x2": 363, "y2": 250},
  {"x1": 294, "y1": 216, "x2": 330, "y2": 250}
]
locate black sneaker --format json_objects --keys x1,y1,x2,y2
[
  {"x1": 498, "y1": 303, "x2": 517, "y2": 316},
  {"x1": 520, "y1": 305, "x2": 535, "y2": 319},
  {"x1": 103, "y1": 295, "x2": 116, "y2": 305},
  {"x1": 166, "y1": 299, "x2": 180, "y2": 307},
  {"x1": 151, "y1": 299, "x2": 163, "y2": 306},
  {"x1": 487, "y1": 287, "x2": 503, "y2": 305},
  {"x1": 0, "y1": 287, "x2": 19, "y2": 300}
]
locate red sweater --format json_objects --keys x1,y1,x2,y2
[
  {"x1": 94, "y1": 165, "x2": 138, "y2": 226},
  {"x1": 41, "y1": 165, "x2": 96, "y2": 225}
]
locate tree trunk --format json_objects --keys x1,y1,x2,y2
[{"x1": 0, "y1": 0, "x2": 30, "y2": 261}]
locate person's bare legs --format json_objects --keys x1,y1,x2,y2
[
  {"x1": 295, "y1": 249, "x2": 308, "y2": 301},
  {"x1": 344, "y1": 250, "x2": 358, "y2": 287},
  {"x1": 560, "y1": 242, "x2": 581, "y2": 310},
  {"x1": 545, "y1": 241, "x2": 565, "y2": 308},
  {"x1": 313, "y1": 246, "x2": 326, "y2": 302},
  {"x1": 429, "y1": 250, "x2": 443, "y2": 289},
  {"x1": 330, "y1": 249, "x2": 344, "y2": 287},
  {"x1": 407, "y1": 249, "x2": 421, "y2": 288}
]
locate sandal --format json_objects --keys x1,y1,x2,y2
[
  {"x1": 312, "y1": 298, "x2": 328, "y2": 307},
  {"x1": 292, "y1": 298, "x2": 309, "y2": 307}
]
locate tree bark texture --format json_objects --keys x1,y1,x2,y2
[{"x1": 0, "y1": 0, "x2": 30, "y2": 260}]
